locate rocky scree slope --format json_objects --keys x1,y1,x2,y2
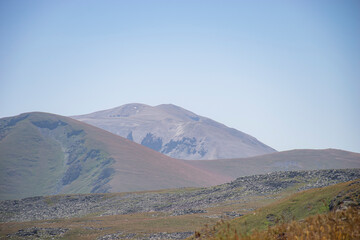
[
  {"x1": 72, "y1": 103, "x2": 276, "y2": 160},
  {"x1": 1, "y1": 169, "x2": 359, "y2": 222}
]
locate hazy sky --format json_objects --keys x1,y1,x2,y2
[{"x1": 1, "y1": 0, "x2": 359, "y2": 153}]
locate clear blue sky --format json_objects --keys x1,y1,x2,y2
[{"x1": 1, "y1": 0, "x2": 359, "y2": 153}]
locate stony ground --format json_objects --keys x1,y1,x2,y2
[
  {"x1": 6, "y1": 227, "x2": 68, "y2": 239},
  {"x1": 96, "y1": 231, "x2": 194, "y2": 240},
  {"x1": 1, "y1": 169, "x2": 360, "y2": 239},
  {"x1": 1, "y1": 169, "x2": 359, "y2": 223}
]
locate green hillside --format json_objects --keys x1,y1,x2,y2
[
  {"x1": 0, "y1": 112, "x2": 115, "y2": 200},
  {"x1": 190, "y1": 179, "x2": 360, "y2": 239}
]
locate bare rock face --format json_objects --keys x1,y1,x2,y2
[{"x1": 72, "y1": 103, "x2": 276, "y2": 160}]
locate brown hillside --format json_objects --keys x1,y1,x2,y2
[{"x1": 185, "y1": 149, "x2": 360, "y2": 179}]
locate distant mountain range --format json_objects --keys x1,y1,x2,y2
[
  {"x1": 72, "y1": 103, "x2": 276, "y2": 160},
  {"x1": 1, "y1": 111, "x2": 360, "y2": 200}
]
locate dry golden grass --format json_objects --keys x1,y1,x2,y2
[
  {"x1": 0, "y1": 211, "x2": 216, "y2": 240},
  {"x1": 195, "y1": 207, "x2": 360, "y2": 240}
]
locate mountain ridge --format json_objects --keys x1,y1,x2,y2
[
  {"x1": 72, "y1": 103, "x2": 276, "y2": 160},
  {"x1": 184, "y1": 148, "x2": 360, "y2": 179}
]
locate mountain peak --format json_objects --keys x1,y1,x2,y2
[
  {"x1": 73, "y1": 103, "x2": 276, "y2": 160},
  {"x1": 107, "y1": 103, "x2": 150, "y2": 117}
]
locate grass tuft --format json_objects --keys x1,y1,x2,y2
[{"x1": 205, "y1": 207, "x2": 360, "y2": 240}]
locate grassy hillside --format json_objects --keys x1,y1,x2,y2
[
  {"x1": 185, "y1": 149, "x2": 360, "y2": 179},
  {"x1": 190, "y1": 179, "x2": 360, "y2": 239},
  {"x1": 0, "y1": 113, "x2": 116, "y2": 200},
  {"x1": 0, "y1": 112, "x2": 228, "y2": 200},
  {"x1": 199, "y1": 206, "x2": 360, "y2": 240},
  {"x1": 242, "y1": 207, "x2": 359, "y2": 240}
]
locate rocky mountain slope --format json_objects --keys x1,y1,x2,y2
[
  {"x1": 0, "y1": 112, "x2": 228, "y2": 200},
  {"x1": 72, "y1": 103, "x2": 276, "y2": 160}
]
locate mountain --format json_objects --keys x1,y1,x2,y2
[
  {"x1": 184, "y1": 148, "x2": 360, "y2": 179},
  {"x1": 2, "y1": 112, "x2": 359, "y2": 201},
  {"x1": 72, "y1": 103, "x2": 276, "y2": 160},
  {"x1": 0, "y1": 112, "x2": 228, "y2": 200}
]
